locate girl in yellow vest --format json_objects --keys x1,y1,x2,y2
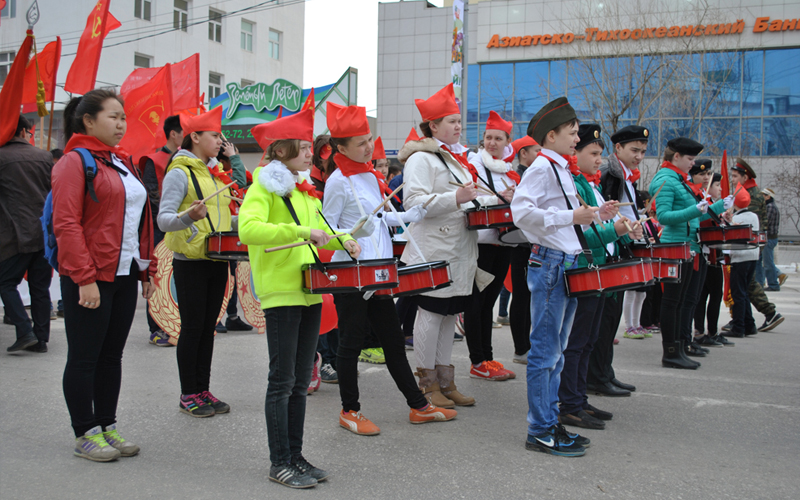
[{"x1": 157, "y1": 107, "x2": 246, "y2": 418}]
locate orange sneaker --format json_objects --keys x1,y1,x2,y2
[
  {"x1": 469, "y1": 361, "x2": 510, "y2": 381},
  {"x1": 409, "y1": 404, "x2": 457, "y2": 424},
  {"x1": 487, "y1": 360, "x2": 515, "y2": 379},
  {"x1": 339, "y1": 410, "x2": 380, "y2": 435}
]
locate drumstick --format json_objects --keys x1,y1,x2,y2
[
  {"x1": 349, "y1": 183, "x2": 407, "y2": 236},
  {"x1": 574, "y1": 193, "x2": 605, "y2": 227},
  {"x1": 613, "y1": 202, "x2": 635, "y2": 207},
  {"x1": 176, "y1": 181, "x2": 236, "y2": 218},
  {"x1": 623, "y1": 220, "x2": 634, "y2": 232},
  {"x1": 705, "y1": 173, "x2": 714, "y2": 193},
  {"x1": 224, "y1": 195, "x2": 244, "y2": 203},
  {"x1": 651, "y1": 180, "x2": 667, "y2": 203},
  {"x1": 449, "y1": 180, "x2": 494, "y2": 196},
  {"x1": 422, "y1": 195, "x2": 437, "y2": 209},
  {"x1": 501, "y1": 178, "x2": 511, "y2": 190},
  {"x1": 264, "y1": 233, "x2": 349, "y2": 253},
  {"x1": 726, "y1": 185, "x2": 744, "y2": 215}
]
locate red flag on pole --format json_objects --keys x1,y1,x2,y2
[
  {"x1": 64, "y1": 1, "x2": 121, "y2": 95},
  {"x1": 119, "y1": 64, "x2": 174, "y2": 162},
  {"x1": 0, "y1": 31, "x2": 34, "y2": 147},
  {"x1": 120, "y1": 54, "x2": 200, "y2": 115},
  {"x1": 302, "y1": 88, "x2": 316, "y2": 111},
  {"x1": 22, "y1": 37, "x2": 62, "y2": 105},
  {"x1": 720, "y1": 150, "x2": 730, "y2": 198}
]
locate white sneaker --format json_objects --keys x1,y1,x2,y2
[
  {"x1": 74, "y1": 426, "x2": 121, "y2": 462},
  {"x1": 513, "y1": 352, "x2": 528, "y2": 364}
]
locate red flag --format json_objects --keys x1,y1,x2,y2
[
  {"x1": 22, "y1": 37, "x2": 62, "y2": 105},
  {"x1": 720, "y1": 150, "x2": 730, "y2": 198},
  {"x1": 120, "y1": 54, "x2": 200, "y2": 115},
  {"x1": 0, "y1": 31, "x2": 34, "y2": 147},
  {"x1": 276, "y1": 106, "x2": 283, "y2": 119},
  {"x1": 119, "y1": 64, "x2": 174, "y2": 162},
  {"x1": 302, "y1": 88, "x2": 315, "y2": 111},
  {"x1": 64, "y1": 1, "x2": 122, "y2": 95},
  {"x1": 120, "y1": 67, "x2": 159, "y2": 95},
  {"x1": 29, "y1": 124, "x2": 36, "y2": 146}
]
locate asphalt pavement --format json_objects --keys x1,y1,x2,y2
[{"x1": 1, "y1": 273, "x2": 799, "y2": 500}]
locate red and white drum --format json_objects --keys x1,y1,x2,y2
[
  {"x1": 206, "y1": 232, "x2": 249, "y2": 261},
  {"x1": 649, "y1": 259, "x2": 682, "y2": 283},
  {"x1": 697, "y1": 224, "x2": 754, "y2": 250},
  {"x1": 465, "y1": 204, "x2": 515, "y2": 230},
  {"x1": 374, "y1": 261, "x2": 452, "y2": 298},
  {"x1": 303, "y1": 259, "x2": 399, "y2": 294},
  {"x1": 748, "y1": 230, "x2": 767, "y2": 248},
  {"x1": 565, "y1": 259, "x2": 655, "y2": 298},
  {"x1": 392, "y1": 239, "x2": 406, "y2": 259},
  {"x1": 630, "y1": 242, "x2": 691, "y2": 262}
]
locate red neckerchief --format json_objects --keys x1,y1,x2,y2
[
  {"x1": 688, "y1": 181, "x2": 705, "y2": 198},
  {"x1": 227, "y1": 170, "x2": 254, "y2": 214},
  {"x1": 440, "y1": 145, "x2": 478, "y2": 183},
  {"x1": 506, "y1": 170, "x2": 521, "y2": 184},
  {"x1": 334, "y1": 154, "x2": 397, "y2": 201},
  {"x1": 64, "y1": 133, "x2": 130, "y2": 158},
  {"x1": 566, "y1": 155, "x2": 580, "y2": 176},
  {"x1": 310, "y1": 165, "x2": 326, "y2": 183},
  {"x1": 661, "y1": 161, "x2": 690, "y2": 183},
  {"x1": 581, "y1": 171, "x2": 602, "y2": 186},
  {"x1": 296, "y1": 178, "x2": 322, "y2": 200},
  {"x1": 743, "y1": 178, "x2": 757, "y2": 190},
  {"x1": 537, "y1": 151, "x2": 569, "y2": 170},
  {"x1": 616, "y1": 154, "x2": 641, "y2": 183}
]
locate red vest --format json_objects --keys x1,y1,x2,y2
[{"x1": 139, "y1": 150, "x2": 172, "y2": 195}]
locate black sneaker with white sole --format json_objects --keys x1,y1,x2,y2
[
  {"x1": 695, "y1": 335, "x2": 723, "y2": 348},
  {"x1": 557, "y1": 424, "x2": 591, "y2": 448},
  {"x1": 721, "y1": 321, "x2": 732, "y2": 332},
  {"x1": 710, "y1": 334, "x2": 734, "y2": 346},
  {"x1": 292, "y1": 455, "x2": 329, "y2": 482},
  {"x1": 269, "y1": 463, "x2": 317, "y2": 489},
  {"x1": 758, "y1": 312, "x2": 784, "y2": 332},
  {"x1": 525, "y1": 425, "x2": 586, "y2": 457}
]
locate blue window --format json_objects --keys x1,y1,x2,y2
[
  {"x1": 740, "y1": 118, "x2": 762, "y2": 156},
  {"x1": 741, "y1": 51, "x2": 763, "y2": 117},
  {"x1": 763, "y1": 117, "x2": 800, "y2": 156},
  {"x1": 764, "y1": 48, "x2": 800, "y2": 117},
  {"x1": 703, "y1": 52, "x2": 741, "y2": 117},
  {"x1": 550, "y1": 60, "x2": 567, "y2": 98},
  {"x1": 465, "y1": 123, "x2": 478, "y2": 148},
  {"x1": 700, "y1": 118, "x2": 740, "y2": 156},
  {"x1": 479, "y1": 63, "x2": 513, "y2": 123},
  {"x1": 514, "y1": 61, "x2": 548, "y2": 124},
  {"x1": 466, "y1": 64, "x2": 480, "y2": 123}
]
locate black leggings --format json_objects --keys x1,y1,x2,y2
[
  {"x1": 509, "y1": 245, "x2": 532, "y2": 355},
  {"x1": 464, "y1": 244, "x2": 512, "y2": 365},
  {"x1": 660, "y1": 261, "x2": 695, "y2": 344},
  {"x1": 173, "y1": 259, "x2": 229, "y2": 395},
  {"x1": 61, "y1": 270, "x2": 138, "y2": 437},
  {"x1": 694, "y1": 264, "x2": 723, "y2": 335}
]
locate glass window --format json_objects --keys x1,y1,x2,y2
[
  {"x1": 702, "y1": 52, "x2": 741, "y2": 117},
  {"x1": 209, "y1": 9, "x2": 223, "y2": 43},
  {"x1": 269, "y1": 29, "x2": 282, "y2": 60},
  {"x1": 661, "y1": 53, "x2": 701, "y2": 119},
  {"x1": 512, "y1": 123, "x2": 528, "y2": 143},
  {"x1": 699, "y1": 118, "x2": 740, "y2": 156},
  {"x1": 740, "y1": 118, "x2": 762, "y2": 156},
  {"x1": 242, "y1": 21, "x2": 255, "y2": 52},
  {"x1": 1, "y1": 0, "x2": 16, "y2": 19},
  {"x1": 174, "y1": 0, "x2": 188, "y2": 32},
  {"x1": 209, "y1": 73, "x2": 223, "y2": 100},
  {"x1": 479, "y1": 63, "x2": 513, "y2": 123},
  {"x1": 0, "y1": 51, "x2": 14, "y2": 86},
  {"x1": 764, "y1": 48, "x2": 800, "y2": 117},
  {"x1": 660, "y1": 120, "x2": 698, "y2": 152},
  {"x1": 638, "y1": 120, "x2": 660, "y2": 158},
  {"x1": 465, "y1": 123, "x2": 478, "y2": 149},
  {"x1": 742, "y1": 51, "x2": 763, "y2": 117},
  {"x1": 550, "y1": 60, "x2": 567, "y2": 98},
  {"x1": 135, "y1": 0, "x2": 151, "y2": 21},
  {"x1": 637, "y1": 55, "x2": 663, "y2": 119},
  {"x1": 134, "y1": 54, "x2": 151, "y2": 69},
  {"x1": 513, "y1": 61, "x2": 548, "y2": 124},
  {"x1": 466, "y1": 64, "x2": 479, "y2": 123},
  {"x1": 763, "y1": 117, "x2": 800, "y2": 156}
]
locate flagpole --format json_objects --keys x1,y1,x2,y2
[
  {"x1": 46, "y1": 99, "x2": 54, "y2": 150},
  {"x1": 39, "y1": 116, "x2": 44, "y2": 149}
]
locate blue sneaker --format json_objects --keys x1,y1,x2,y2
[{"x1": 525, "y1": 425, "x2": 586, "y2": 457}]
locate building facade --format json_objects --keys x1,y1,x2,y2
[{"x1": 378, "y1": 0, "x2": 800, "y2": 236}]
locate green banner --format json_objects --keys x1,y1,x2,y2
[{"x1": 225, "y1": 79, "x2": 303, "y2": 119}]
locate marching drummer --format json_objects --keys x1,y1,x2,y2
[
  {"x1": 464, "y1": 110, "x2": 517, "y2": 382},
  {"x1": 238, "y1": 109, "x2": 360, "y2": 489},
  {"x1": 321, "y1": 102, "x2": 457, "y2": 436},
  {"x1": 510, "y1": 97, "x2": 616, "y2": 457},
  {"x1": 157, "y1": 107, "x2": 245, "y2": 419},
  {"x1": 649, "y1": 137, "x2": 730, "y2": 369}
]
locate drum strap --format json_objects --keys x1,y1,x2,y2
[
  {"x1": 280, "y1": 196, "x2": 327, "y2": 268},
  {"x1": 475, "y1": 169, "x2": 509, "y2": 204},
  {"x1": 678, "y1": 181, "x2": 723, "y2": 226},
  {"x1": 187, "y1": 169, "x2": 216, "y2": 233},
  {"x1": 345, "y1": 176, "x2": 382, "y2": 257},
  {"x1": 547, "y1": 162, "x2": 599, "y2": 265},
  {"x1": 435, "y1": 153, "x2": 481, "y2": 208}
]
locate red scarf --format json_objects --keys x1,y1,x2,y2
[
  {"x1": 296, "y1": 178, "x2": 323, "y2": 200},
  {"x1": 582, "y1": 171, "x2": 602, "y2": 186},
  {"x1": 506, "y1": 170, "x2": 521, "y2": 184},
  {"x1": 64, "y1": 133, "x2": 130, "y2": 158},
  {"x1": 537, "y1": 151, "x2": 570, "y2": 172},
  {"x1": 742, "y1": 178, "x2": 757, "y2": 191},
  {"x1": 661, "y1": 161, "x2": 690, "y2": 183},
  {"x1": 334, "y1": 154, "x2": 396, "y2": 200},
  {"x1": 440, "y1": 145, "x2": 478, "y2": 183},
  {"x1": 616, "y1": 155, "x2": 641, "y2": 183},
  {"x1": 566, "y1": 155, "x2": 580, "y2": 176}
]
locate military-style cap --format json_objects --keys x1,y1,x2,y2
[
  {"x1": 689, "y1": 158, "x2": 712, "y2": 175},
  {"x1": 576, "y1": 123, "x2": 603, "y2": 151},
  {"x1": 667, "y1": 137, "x2": 704, "y2": 156},
  {"x1": 527, "y1": 97, "x2": 577, "y2": 146},
  {"x1": 732, "y1": 157, "x2": 756, "y2": 179},
  {"x1": 611, "y1": 125, "x2": 649, "y2": 145}
]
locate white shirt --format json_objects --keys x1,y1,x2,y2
[
  {"x1": 592, "y1": 187, "x2": 617, "y2": 255},
  {"x1": 729, "y1": 210, "x2": 760, "y2": 263},
  {"x1": 510, "y1": 148, "x2": 582, "y2": 254},
  {"x1": 112, "y1": 154, "x2": 150, "y2": 275},
  {"x1": 618, "y1": 159, "x2": 640, "y2": 222},
  {"x1": 322, "y1": 169, "x2": 392, "y2": 262}
]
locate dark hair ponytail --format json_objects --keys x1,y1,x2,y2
[
  {"x1": 324, "y1": 136, "x2": 353, "y2": 177},
  {"x1": 63, "y1": 89, "x2": 124, "y2": 144}
]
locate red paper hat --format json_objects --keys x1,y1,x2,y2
[
  {"x1": 486, "y1": 110, "x2": 512, "y2": 135},
  {"x1": 372, "y1": 137, "x2": 386, "y2": 160},
  {"x1": 180, "y1": 106, "x2": 223, "y2": 136},
  {"x1": 251, "y1": 109, "x2": 315, "y2": 151},
  {"x1": 733, "y1": 183, "x2": 751, "y2": 209},
  {"x1": 405, "y1": 127, "x2": 420, "y2": 144},
  {"x1": 326, "y1": 102, "x2": 370, "y2": 138},
  {"x1": 503, "y1": 136, "x2": 538, "y2": 162},
  {"x1": 415, "y1": 83, "x2": 460, "y2": 122}
]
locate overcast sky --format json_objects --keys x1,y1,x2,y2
[{"x1": 303, "y1": 0, "x2": 444, "y2": 117}]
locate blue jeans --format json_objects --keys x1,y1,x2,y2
[
  {"x1": 762, "y1": 239, "x2": 780, "y2": 288},
  {"x1": 526, "y1": 246, "x2": 578, "y2": 436},
  {"x1": 264, "y1": 304, "x2": 321, "y2": 465},
  {"x1": 498, "y1": 286, "x2": 510, "y2": 317}
]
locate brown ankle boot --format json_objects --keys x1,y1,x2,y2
[
  {"x1": 436, "y1": 364, "x2": 475, "y2": 406},
  {"x1": 415, "y1": 367, "x2": 455, "y2": 409}
]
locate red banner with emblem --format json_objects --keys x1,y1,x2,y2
[
  {"x1": 64, "y1": 0, "x2": 121, "y2": 95},
  {"x1": 119, "y1": 64, "x2": 174, "y2": 162}
]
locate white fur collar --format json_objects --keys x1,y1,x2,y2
[
  {"x1": 479, "y1": 147, "x2": 512, "y2": 174},
  {"x1": 258, "y1": 160, "x2": 297, "y2": 196}
]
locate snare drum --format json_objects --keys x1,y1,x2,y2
[
  {"x1": 465, "y1": 204, "x2": 515, "y2": 230},
  {"x1": 697, "y1": 224, "x2": 754, "y2": 250},
  {"x1": 565, "y1": 259, "x2": 655, "y2": 298},
  {"x1": 302, "y1": 259, "x2": 399, "y2": 294},
  {"x1": 206, "y1": 232, "x2": 249, "y2": 261},
  {"x1": 374, "y1": 261, "x2": 452, "y2": 298},
  {"x1": 630, "y1": 242, "x2": 691, "y2": 261},
  {"x1": 649, "y1": 259, "x2": 682, "y2": 283},
  {"x1": 749, "y1": 230, "x2": 767, "y2": 248},
  {"x1": 391, "y1": 239, "x2": 406, "y2": 259}
]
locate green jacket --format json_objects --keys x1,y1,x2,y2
[
  {"x1": 746, "y1": 185, "x2": 767, "y2": 228},
  {"x1": 573, "y1": 174, "x2": 631, "y2": 268},
  {"x1": 650, "y1": 166, "x2": 724, "y2": 253},
  {"x1": 238, "y1": 163, "x2": 353, "y2": 309}
]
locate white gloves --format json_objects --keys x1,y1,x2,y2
[
  {"x1": 349, "y1": 214, "x2": 377, "y2": 239},
  {"x1": 399, "y1": 205, "x2": 428, "y2": 224},
  {"x1": 723, "y1": 195, "x2": 734, "y2": 210},
  {"x1": 696, "y1": 200, "x2": 709, "y2": 214}
]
